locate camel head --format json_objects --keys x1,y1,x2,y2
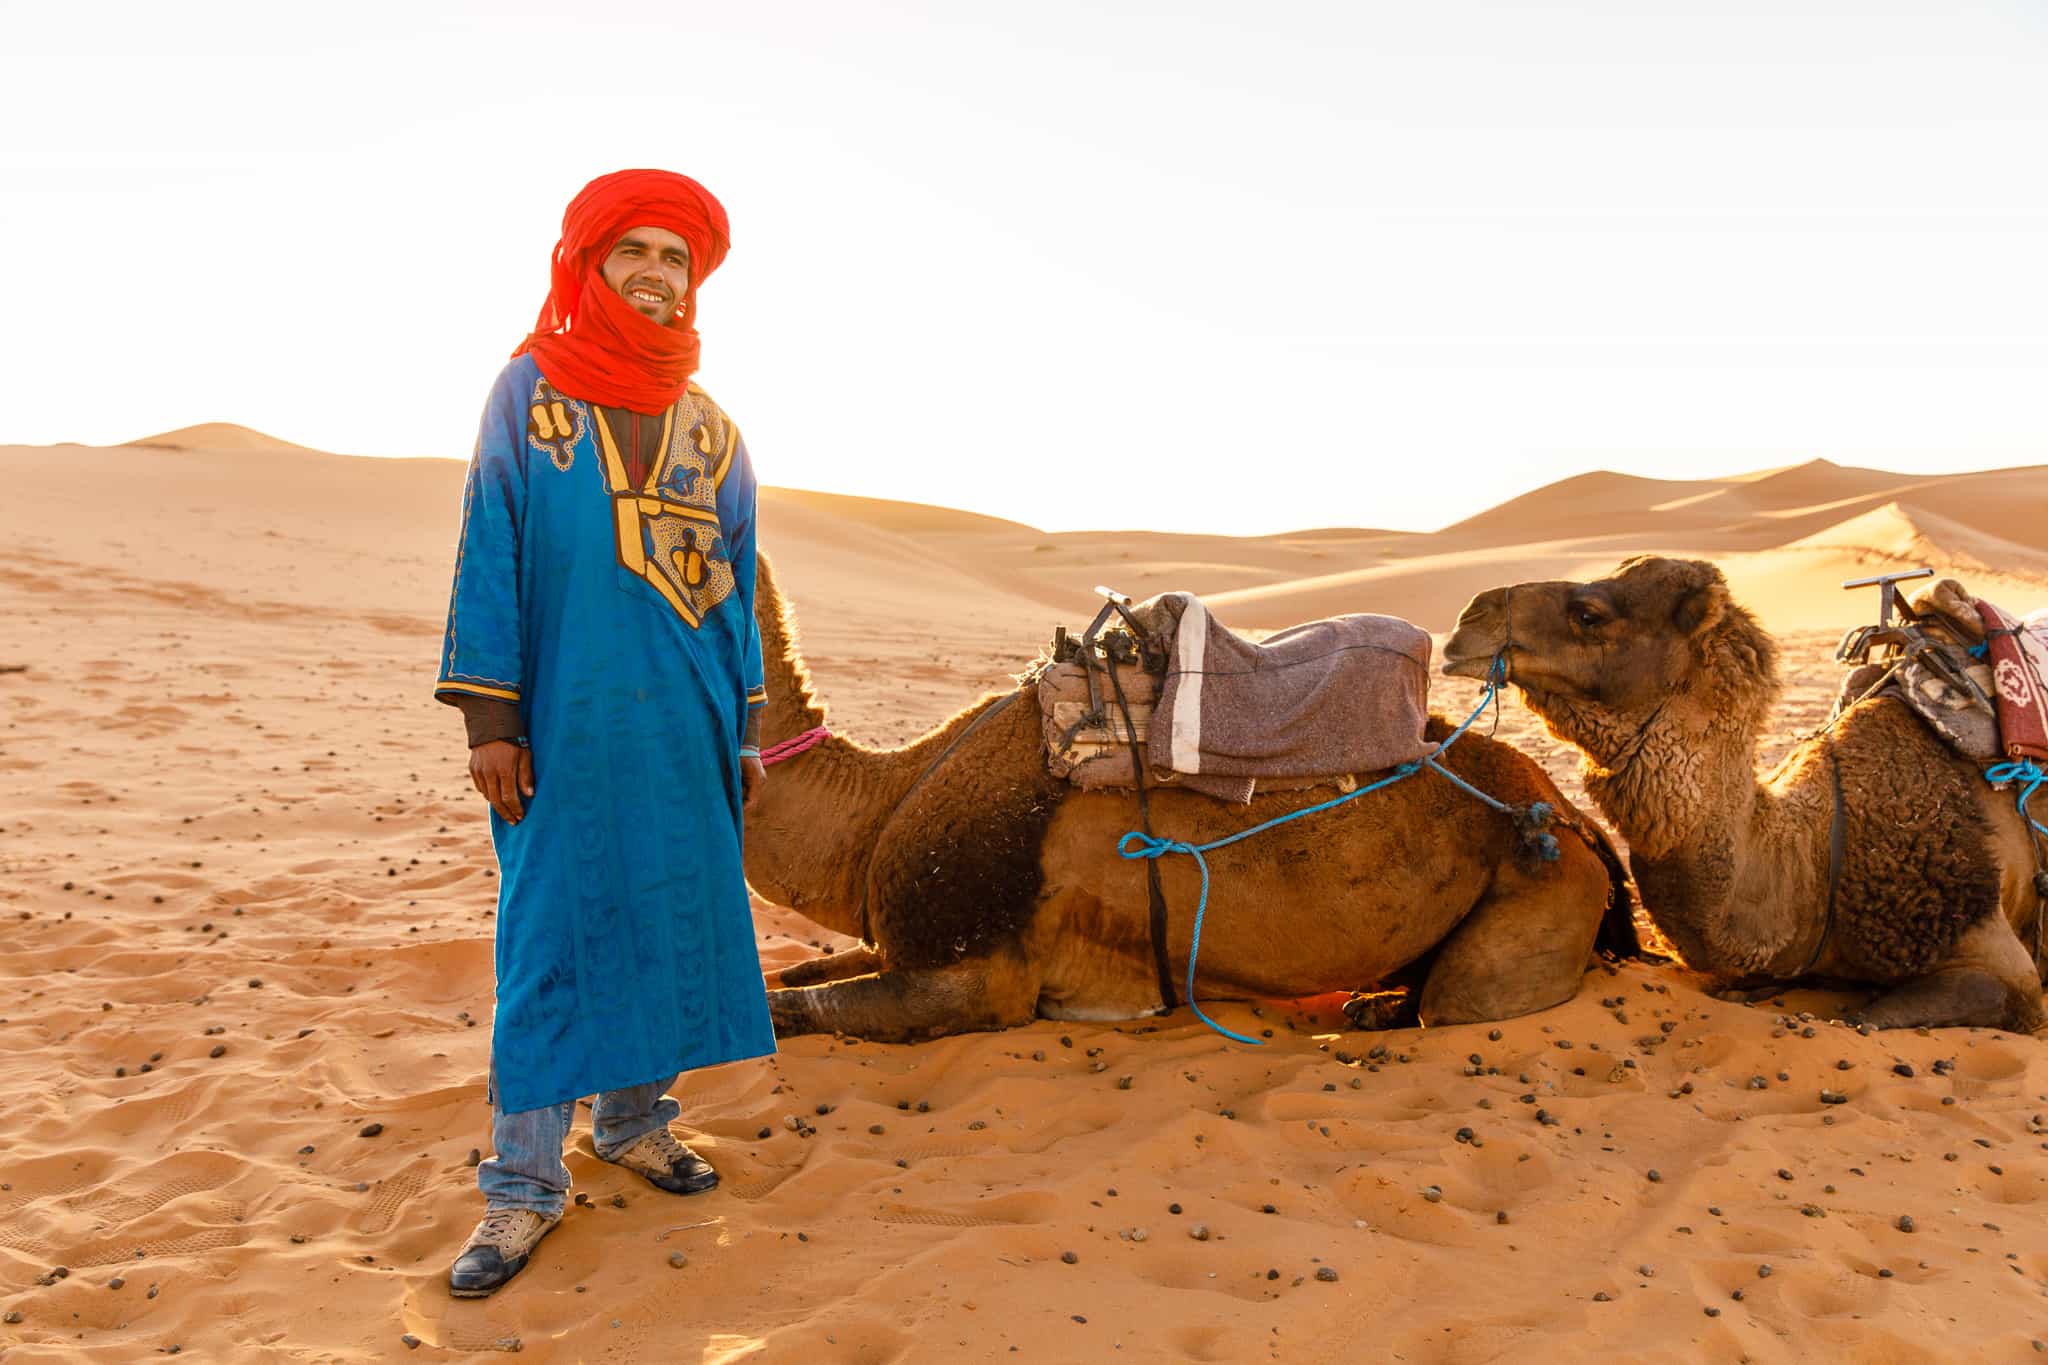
[{"x1": 1441, "y1": 556, "x2": 1781, "y2": 772}]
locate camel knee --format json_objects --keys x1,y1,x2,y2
[{"x1": 1418, "y1": 873, "x2": 1605, "y2": 1025}]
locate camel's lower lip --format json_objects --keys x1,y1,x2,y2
[{"x1": 1441, "y1": 654, "x2": 1496, "y2": 680}]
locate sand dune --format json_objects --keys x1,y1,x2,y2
[{"x1": 3, "y1": 432, "x2": 2046, "y2": 1360}]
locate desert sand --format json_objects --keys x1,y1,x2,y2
[{"x1": 2, "y1": 425, "x2": 2046, "y2": 1362}]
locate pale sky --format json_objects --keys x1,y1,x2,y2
[{"x1": 5, "y1": 0, "x2": 2045, "y2": 534}]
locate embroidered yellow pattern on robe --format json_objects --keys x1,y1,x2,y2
[
  {"x1": 526, "y1": 378, "x2": 585, "y2": 473},
  {"x1": 592, "y1": 386, "x2": 739, "y2": 629}
]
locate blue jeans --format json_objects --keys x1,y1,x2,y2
[{"x1": 477, "y1": 1075, "x2": 680, "y2": 1218}]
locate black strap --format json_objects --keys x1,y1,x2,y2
[
  {"x1": 1104, "y1": 651, "x2": 1179, "y2": 1011},
  {"x1": 1801, "y1": 744, "x2": 1847, "y2": 977}
]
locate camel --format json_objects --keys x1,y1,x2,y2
[
  {"x1": 1443, "y1": 555, "x2": 2048, "y2": 1033},
  {"x1": 742, "y1": 553, "x2": 1637, "y2": 1043}
]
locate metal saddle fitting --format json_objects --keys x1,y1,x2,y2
[
  {"x1": 1051, "y1": 586, "x2": 1167, "y2": 725},
  {"x1": 1833, "y1": 565, "x2": 1992, "y2": 709}
]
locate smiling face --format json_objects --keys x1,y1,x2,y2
[{"x1": 600, "y1": 225, "x2": 692, "y2": 325}]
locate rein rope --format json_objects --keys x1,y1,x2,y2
[
  {"x1": 1987, "y1": 759, "x2": 2048, "y2": 840},
  {"x1": 760, "y1": 725, "x2": 832, "y2": 766},
  {"x1": 1118, "y1": 652, "x2": 1560, "y2": 1044}
]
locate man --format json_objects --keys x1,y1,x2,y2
[{"x1": 434, "y1": 168, "x2": 775, "y2": 1298}]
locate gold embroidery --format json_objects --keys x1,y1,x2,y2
[
  {"x1": 526, "y1": 380, "x2": 585, "y2": 473},
  {"x1": 592, "y1": 391, "x2": 740, "y2": 629}
]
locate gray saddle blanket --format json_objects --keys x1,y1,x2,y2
[{"x1": 1036, "y1": 591, "x2": 1436, "y2": 804}]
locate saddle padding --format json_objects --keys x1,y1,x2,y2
[{"x1": 1133, "y1": 593, "x2": 1438, "y2": 781}]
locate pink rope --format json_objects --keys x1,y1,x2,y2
[{"x1": 760, "y1": 725, "x2": 832, "y2": 766}]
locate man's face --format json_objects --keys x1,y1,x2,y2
[{"x1": 600, "y1": 225, "x2": 692, "y2": 325}]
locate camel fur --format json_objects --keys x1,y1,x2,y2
[
  {"x1": 743, "y1": 552, "x2": 1637, "y2": 1043},
  {"x1": 1443, "y1": 555, "x2": 2047, "y2": 1033}
]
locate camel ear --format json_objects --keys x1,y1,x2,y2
[{"x1": 1673, "y1": 580, "x2": 1729, "y2": 637}]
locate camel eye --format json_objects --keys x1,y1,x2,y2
[{"x1": 1570, "y1": 605, "x2": 1605, "y2": 629}]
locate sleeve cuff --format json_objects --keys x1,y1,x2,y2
[
  {"x1": 446, "y1": 694, "x2": 525, "y2": 748},
  {"x1": 436, "y1": 678, "x2": 521, "y2": 703}
]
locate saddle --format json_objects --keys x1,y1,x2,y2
[
  {"x1": 1833, "y1": 570, "x2": 2048, "y2": 763},
  {"x1": 1032, "y1": 586, "x2": 1437, "y2": 805}
]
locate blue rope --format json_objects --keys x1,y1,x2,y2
[
  {"x1": 1986, "y1": 759, "x2": 2048, "y2": 839},
  {"x1": 1119, "y1": 655, "x2": 1552, "y2": 1044}
]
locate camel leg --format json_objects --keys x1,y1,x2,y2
[
  {"x1": 767, "y1": 950, "x2": 1042, "y2": 1043},
  {"x1": 1341, "y1": 955, "x2": 1433, "y2": 1031},
  {"x1": 1853, "y1": 914, "x2": 2046, "y2": 1032},
  {"x1": 775, "y1": 945, "x2": 883, "y2": 988},
  {"x1": 1417, "y1": 855, "x2": 1607, "y2": 1026}
]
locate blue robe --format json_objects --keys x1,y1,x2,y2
[{"x1": 436, "y1": 356, "x2": 775, "y2": 1114}]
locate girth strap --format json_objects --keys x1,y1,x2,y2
[{"x1": 1103, "y1": 650, "x2": 1179, "y2": 1011}]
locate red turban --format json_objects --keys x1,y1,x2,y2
[{"x1": 513, "y1": 169, "x2": 731, "y2": 414}]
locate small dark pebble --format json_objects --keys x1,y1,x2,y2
[
  {"x1": 1646, "y1": 1169, "x2": 1662, "y2": 1183},
  {"x1": 1879, "y1": 1268, "x2": 1894, "y2": 1279},
  {"x1": 465, "y1": 1148, "x2": 480, "y2": 1167},
  {"x1": 110, "y1": 1277, "x2": 125, "y2": 1289},
  {"x1": 209, "y1": 1045, "x2": 226, "y2": 1059},
  {"x1": 1704, "y1": 1306, "x2": 1720, "y2": 1318},
  {"x1": 358, "y1": 1123, "x2": 384, "y2": 1138},
  {"x1": 757, "y1": 1127, "x2": 772, "y2": 1139},
  {"x1": 1071, "y1": 1315, "x2": 1087, "y2": 1324},
  {"x1": 1894, "y1": 1063, "x2": 1915, "y2": 1077},
  {"x1": 1315, "y1": 1266, "x2": 1339, "y2": 1282},
  {"x1": 1897, "y1": 1215, "x2": 1916, "y2": 1233},
  {"x1": 1168, "y1": 1203, "x2": 1182, "y2": 1215},
  {"x1": 1757, "y1": 1264, "x2": 1773, "y2": 1278},
  {"x1": 1593, "y1": 1291, "x2": 1612, "y2": 1302},
  {"x1": 401, "y1": 1335, "x2": 421, "y2": 1350},
  {"x1": 1060, "y1": 1251, "x2": 1077, "y2": 1265}
]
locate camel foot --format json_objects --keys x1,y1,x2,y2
[
  {"x1": 1851, "y1": 969, "x2": 2044, "y2": 1032},
  {"x1": 776, "y1": 944, "x2": 882, "y2": 989},
  {"x1": 1342, "y1": 990, "x2": 1417, "y2": 1032},
  {"x1": 1851, "y1": 914, "x2": 2048, "y2": 1032},
  {"x1": 765, "y1": 952, "x2": 1042, "y2": 1042}
]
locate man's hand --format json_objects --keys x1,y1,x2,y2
[
  {"x1": 740, "y1": 754, "x2": 766, "y2": 811},
  {"x1": 470, "y1": 740, "x2": 535, "y2": 823}
]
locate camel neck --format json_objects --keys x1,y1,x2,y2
[
  {"x1": 1585, "y1": 690, "x2": 1817, "y2": 978},
  {"x1": 742, "y1": 562, "x2": 1018, "y2": 940}
]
